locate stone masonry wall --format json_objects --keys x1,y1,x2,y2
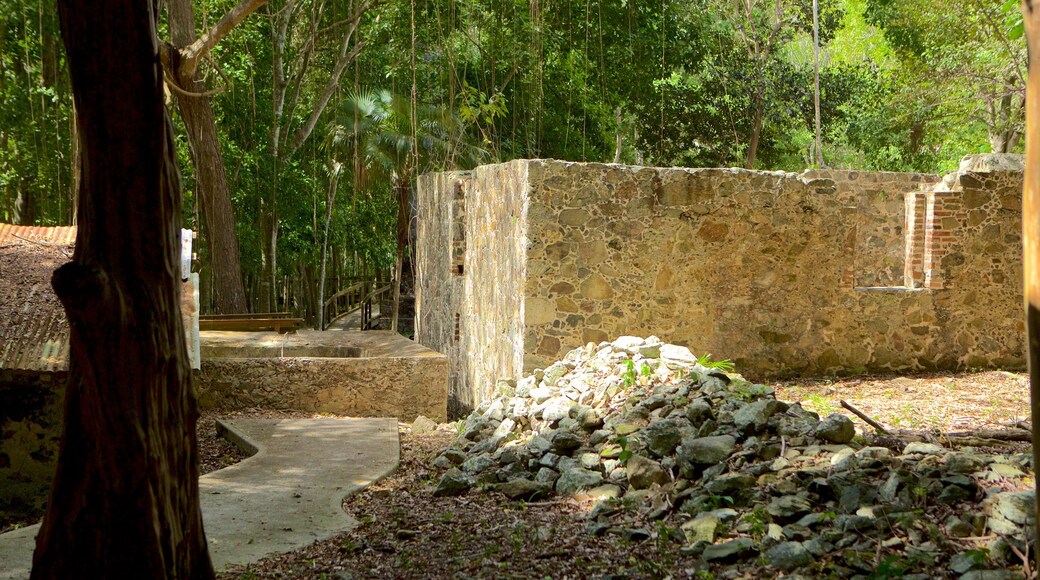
[
  {"x1": 803, "y1": 170, "x2": 940, "y2": 288},
  {"x1": 195, "y1": 330, "x2": 449, "y2": 421},
  {"x1": 0, "y1": 371, "x2": 65, "y2": 523},
  {"x1": 416, "y1": 157, "x2": 1024, "y2": 415},
  {"x1": 459, "y1": 161, "x2": 530, "y2": 416},
  {"x1": 195, "y1": 355, "x2": 447, "y2": 421},
  {"x1": 416, "y1": 171, "x2": 468, "y2": 416}
]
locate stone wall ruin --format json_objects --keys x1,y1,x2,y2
[{"x1": 416, "y1": 155, "x2": 1025, "y2": 416}]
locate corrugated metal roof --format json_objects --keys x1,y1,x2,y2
[
  {"x1": 0, "y1": 224, "x2": 74, "y2": 372},
  {"x1": 0, "y1": 223, "x2": 198, "y2": 373},
  {"x1": 0, "y1": 223, "x2": 77, "y2": 246},
  {"x1": 0, "y1": 285, "x2": 69, "y2": 373}
]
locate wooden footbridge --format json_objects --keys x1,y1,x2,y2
[
  {"x1": 198, "y1": 276, "x2": 390, "y2": 333},
  {"x1": 319, "y1": 277, "x2": 392, "y2": 330}
]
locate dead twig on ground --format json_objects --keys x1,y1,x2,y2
[{"x1": 841, "y1": 399, "x2": 889, "y2": 434}]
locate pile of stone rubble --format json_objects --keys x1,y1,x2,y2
[{"x1": 431, "y1": 336, "x2": 1035, "y2": 577}]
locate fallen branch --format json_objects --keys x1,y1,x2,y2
[
  {"x1": 887, "y1": 428, "x2": 1032, "y2": 443},
  {"x1": 840, "y1": 400, "x2": 889, "y2": 434},
  {"x1": 11, "y1": 234, "x2": 72, "y2": 248}
]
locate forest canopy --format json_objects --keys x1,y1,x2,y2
[{"x1": 0, "y1": 0, "x2": 1024, "y2": 312}]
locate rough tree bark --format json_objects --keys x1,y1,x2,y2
[
  {"x1": 1022, "y1": 0, "x2": 1040, "y2": 557},
  {"x1": 165, "y1": 0, "x2": 268, "y2": 314},
  {"x1": 31, "y1": 0, "x2": 213, "y2": 577}
]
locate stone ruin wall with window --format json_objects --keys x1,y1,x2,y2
[{"x1": 416, "y1": 155, "x2": 1024, "y2": 417}]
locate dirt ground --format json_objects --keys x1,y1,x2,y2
[{"x1": 771, "y1": 370, "x2": 1031, "y2": 434}]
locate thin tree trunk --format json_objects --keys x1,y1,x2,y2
[
  {"x1": 318, "y1": 163, "x2": 341, "y2": 329},
  {"x1": 745, "y1": 94, "x2": 763, "y2": 169},
  {"x1": 812, "y1": 0, "x2": 823, "y2": 167},
  {"x1": 259, "y1": 210, "x2": 278, "y2": 311},
  {"x1": 14, "y1": 177, "x2": 36, "y2": 225},
  {"x1": 69, "y1": 108, "x2": 79, "y2": 226},
  {"x1": 167, "y1": 0, "x2": 256, "y2": 313},
  {"x1": 391, "y1": 175, "x2": 410, "y2": 333},
  {"x1": 1021, "y1": 0, "x2": 1040, "y2": 558},
  {"x1": 33, "y1": 0, "x2": 212, "y2": 576}
]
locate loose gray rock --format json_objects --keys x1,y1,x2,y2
[
  {"x1": 549, "y1": 430, "x2": 583, "y2": 455},
  {"x1": 767, "y1": 495, "x2": 813, "y2": 520},
  {"x1": 702, "y1": 538, "x2": 756, "y2": 561},
  {"x1": 556, "y1": 467, "x2": 604, "y2": 496},
  {"x1": 461, "y1": 453, "x2": 495, "y2": 474},
  {"x1": 678, "y1": 435, "x2": 737, "y2": 467},
  {"x1": 526, "y1": 435, "x2": 551, "y2": 456},
  {"x1": 640, "y1": 418, "x2": 683, "y2": 457},
  {"x1": 433, "y1": 468, "x2": 473, "y2": 497},
  {"x1": 535, "y1": 467, "x2": 560, "y2": 485},
  {"x1": 949, "y1": 551, "x2": 985, "y2": 574},
  {"x1": 733, "y1": 399, "x2": 788, "y2": 434},
  {"x1": 660, "y1": 344, "x2": 697, "y2": 364},
  {"x1": 903, "y1": 442, "x2": 946, "y2": 455},
  {"x1": 984, "y1": 490, "x2": 1035, "y2": 536},
  {"x1": 460, "y1": 418, "x2": 489, "y2": 441},
  {"x1": 815, "y1": 413, "x2": 855, "y2": 444},
  {"x1": 492, "y1": 478, "x2": 552, "y2": 501},
  {"x1": 945, "y1": 451, "x2": 988, "y2": 474},
  {"x1": 765, "y1": 541, "x2": 815, "y2": 571},
  {"x1": 411, "y1": 415, "x2": 439, "y2": 435},
  {"x1": 542, "y1": 362, "x2": 571, "y2": 387},
  {"x1": 958, "y1": 571, "x2": 1019, "y2": 580},
  {"x1": 685, "y1": 398, "x2": 714, "y2": 425},
  {"x1": 626, "y1": 453, "x2": 670, "y2": 490},
  {"x1": 541, "y1": 397, "x2": 573, "y2": 423}
]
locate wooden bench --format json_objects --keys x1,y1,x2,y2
[{"x1": 199, "y1": 312, "x2": 305, "y2": 334}]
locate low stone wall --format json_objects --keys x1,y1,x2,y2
[
  {"x1": 416, "y1": 156, "x2": 1024, "y2": 414},
  {"x1": 0, "y1": 371, "x2": 65, "y2": 524},
  {"x1": 194, "y1": 330, "x2": 449, "y2": 421}
]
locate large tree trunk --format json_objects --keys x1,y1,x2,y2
[
  {"x1": 32, "y1": 0, "x2": 213, "y2": 577},
  {"x1": 168, "y1": 0, "x2": 249, "y2": 314},
  {"x1": 1022, "y1": 0, "x2": 1040, "y2": 558}
]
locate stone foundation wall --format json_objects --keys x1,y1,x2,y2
[
  {"x1": 195, "y1": 330, "x2": 449, "y2": 421},
  {"x1": 416, "y1": 157, "x2": 1024, "y2": 415},
  {"x1": 0, "y1": 371, "x2": 65, "y2": 523}
]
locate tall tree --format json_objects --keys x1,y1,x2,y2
[
  {"x1": 31, "y1": 0, "x2": 212, "y2": 576},
  {"x1": 260, "y1": 0, "x2": 370, "y2": 311},
  {"x1": 1020, "y1": 0, "x2": 1040, "y2": 555},
  {"x1": 866, "y1": 0, "x2": 1026, "y2": 156},
  {"x1": 165, "y1": 0, "x2": 268, "y2": 314}
]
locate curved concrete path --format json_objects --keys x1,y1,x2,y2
[{"x1": 0, "y1": 417, "x2": 399, "y2": 578}]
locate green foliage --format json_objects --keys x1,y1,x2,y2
[
  {"x1": 614, "y1": 434, "x2": 633, "y2": 465},
  {"x1": 0, "y1": 0, "x2": 1025, "y2": 308},
  {"x1": 640, "y1": 362, "x2": 653, "y2": 378},
  {"x1": 740, "y1": 506, "x2": 771, "y2": 538},
  {"x1": 696, "y1": 353, "x2": 736, "y2": 373},
  {"x1": 621, "y1": 359, "x2": 637, "y2": 388}
]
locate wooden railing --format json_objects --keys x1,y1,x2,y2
[{"x1": 322, "y1": 278, "x2": 391, "y2": 330}]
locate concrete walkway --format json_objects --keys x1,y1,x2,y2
[{"x1": 0, "y1": 417, "x2": 399, "y2": 577}]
